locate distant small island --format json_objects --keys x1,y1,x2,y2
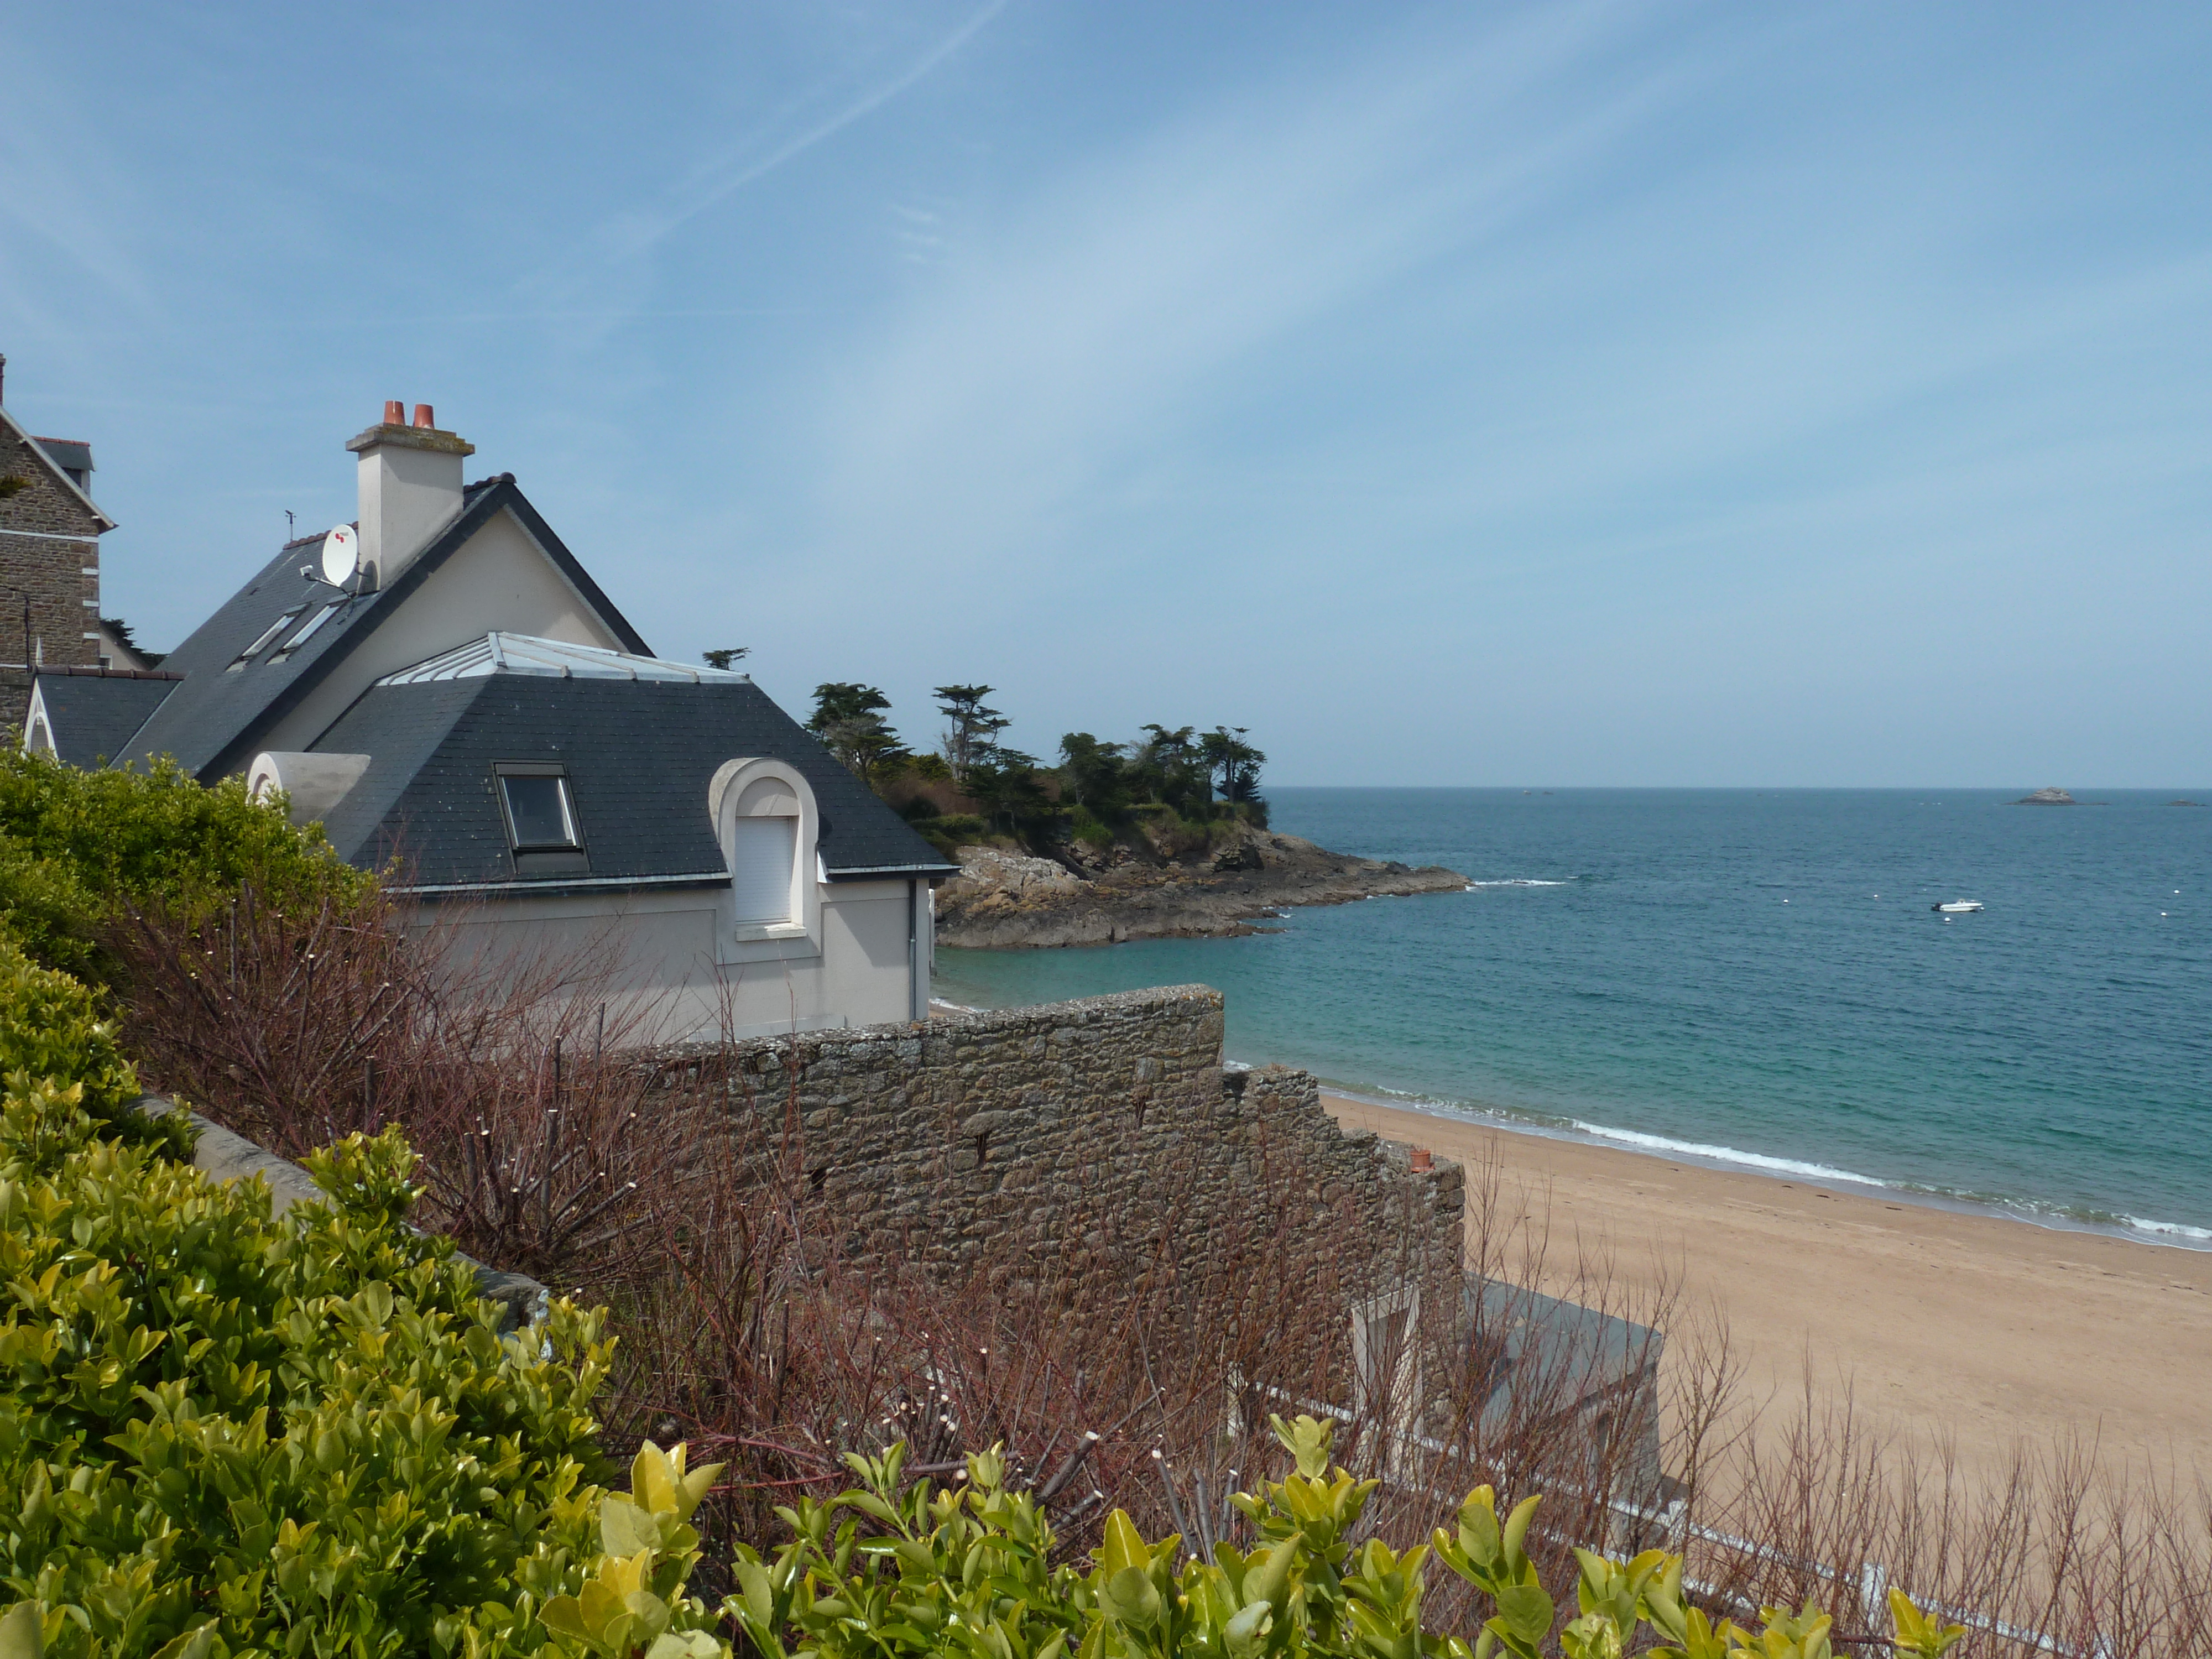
[
  {"x1": 2011, "y1": 786, "x2": 2077, "y2": 805},
  {"x1": 2171, "y1": 799, "x2": 2204, "y2": 807}
]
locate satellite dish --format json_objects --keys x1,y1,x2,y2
[{"x1": 320, "y1": 524, "x2": 360, "y2": 586}]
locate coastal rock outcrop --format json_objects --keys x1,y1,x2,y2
[
  {"x1": 2012, "y1": 786, "x2": 2077, "y2": 805},
  {"x1": 935, "y1": 822, "x2": 1467, "y2": 948}
]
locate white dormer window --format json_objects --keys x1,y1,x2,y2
[
  {"x1": 729, "y1": 815, "x2": 797, "y2": 924},
  {"x1": 708, "y1": 757, "x2": 820, "y2": 956}
]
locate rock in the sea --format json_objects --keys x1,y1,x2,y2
[
  {"x1": 2012, "y1": 786, "x2": 2077, "y2": 805},
  {"x1": 938, "y1": 846, "x2": 1087, "y2": 906},
  {"x1": 935, "y1": 829, "x2": 1468, "y2": 949}
]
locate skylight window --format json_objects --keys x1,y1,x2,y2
[
  {"x1": 273, "y1": 599, "x2": 342, "y2": 658},
  {"x1": 498, "y1": 770, "x2": 580, "y2": 852},
  {"x1": 228, "y1": 607, "x2": 305, "y2": 670}
]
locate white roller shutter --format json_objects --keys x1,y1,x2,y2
[{"x1": 730, "y1": 816, "x2": 797, "y2": 923}]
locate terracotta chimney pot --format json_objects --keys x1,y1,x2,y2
[
  {"x1": 413, "y1": 403, "x2": 435, "y2": 429},
  {"x1": 383, "y1": 400, "x2": 405, "y2": 425},
  {"x1": 1410, "y1": 1148, "x2": 1433, "y2": 1172}
]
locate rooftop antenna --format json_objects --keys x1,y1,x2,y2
[
  {"x1": 285, "y1": 509, "x2": 295, "y2": 537},
  {"x1": 299, "y1": 524, "x2": 364, "y2": 595}
]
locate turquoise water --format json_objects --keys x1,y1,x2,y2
[{"x1": 935, "y1": 789, "x2": 2212, "y2": 1244}]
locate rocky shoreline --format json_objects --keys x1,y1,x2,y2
[{"x1": 933, "y1": 824, "x2": 1468, "y2": 948}]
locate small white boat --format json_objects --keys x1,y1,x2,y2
[{"x1": 1932, "y1": 900, "x2": 1984, "y2": 914}]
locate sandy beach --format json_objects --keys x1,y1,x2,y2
[{"x1": 1323, "y1": 1093, "x2": 2212, "y2": 1484}]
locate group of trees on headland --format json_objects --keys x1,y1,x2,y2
[{"x1": 797, "y1": 680, "x2": 1267, "y2": 857}]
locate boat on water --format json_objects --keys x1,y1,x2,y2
[{"x1": 1932, "y1": 900, "x2": 1984, "y2": 914}]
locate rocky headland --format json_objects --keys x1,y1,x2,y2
[{"x1": 934, "y1": 821, "x2": 1468, "y2": 948}]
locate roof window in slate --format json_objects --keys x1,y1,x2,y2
[
  {"x1": 273, "y1": 599, "x2": 343, "y2": 659},
  {"x1": 497, "y1": 766, "x2": 581, "y2": 853},
  {"x1": 228, "y1": 607, "x2": 306, "y2": 670}
]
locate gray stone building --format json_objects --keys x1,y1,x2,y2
[{"x1": 0, "y1": 354, "x2": 116, "y2": 733}]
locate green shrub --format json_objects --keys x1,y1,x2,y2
[
  {"x1": 0, "y1": 946, "x2": 723, "y2": 1659},
  {"x1": 1065, "y1": 807, "x2": 1114, "y2": 851},
  {"x1": 0, "y1": 934, "x2": 180, "y2": 1157},
  {"x1": 725, "y1": 1417, "x2": 1963, "y2": 1659},
  {"x1": 0, "y1": 749, "x2": 372, "y2": 987}
]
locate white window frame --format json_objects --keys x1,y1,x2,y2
[
  {"x1": 497, "y1": 769, "x2": 582, "y2": 852},
  {"x1": 707, "y1": 756, "x2": 822, "y2": 963},
  {"x1": 229, "y1": 607, "x2": 306, "y2": 669}
]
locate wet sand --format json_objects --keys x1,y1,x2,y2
[{"x1": 1323, "y1": 1093, "x2": 2212, "y2": 1483}]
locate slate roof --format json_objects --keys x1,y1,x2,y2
[
  {"x1": 30, "y1": 671, "x2": 180, "y2": 769},
  {"x1": 32, "y1": 437, "x2": 93, "y2": 478},
  {"x1": 0, "y1": 405, "x2": 113, "y2": 530},
  {"x1": 311, "y1": 670, "x2": 958, "y2": 891},
  {"x1": 116, "y1": 477, "x2": 648, "y2": 779},
  {"x1": 1465, "y1": 1277, "x2": 1658, "y2": 1433}
]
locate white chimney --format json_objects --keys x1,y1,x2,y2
[{"x1": 344, "y1": 401, "x2": 474, "y2": 588}]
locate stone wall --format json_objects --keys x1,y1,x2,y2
[
  {"x1": 0, "y1": 422, "x2": 106, "y2": 731},
  {"x1": 656, "y1": 985, "x2": 1464, "y2": 1313}
]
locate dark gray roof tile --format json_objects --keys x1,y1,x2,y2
[
  {"x1": 119, "y1": 478, "x2": 648, "y2": 779},
  {"x1": 312, "y1": 675, "x2": 956, "y2": 888},
  {"x1": 32, "y1": 674, "x2": 179, "y2": 769}
]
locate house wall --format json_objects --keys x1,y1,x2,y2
[
  {"x1": 417, "y1": 874, "x2": 920, "y2": 1044},
  {"x1": 256, "y1": 508, "x2": 630, "y2": 762},
  {"x1": 656, "y1": 985, "x2": 1467, "y2": 1306},
  {"x1": 0, "y1": 424, "x2": 104, "y2": 732}
]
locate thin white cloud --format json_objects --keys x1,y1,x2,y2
[
  {"x1": 806, "y1": 0, "x2": 1689, "y2": 568},
  {"x1": 525, "y1": 0, "x2": 1008, "y2": 304}
]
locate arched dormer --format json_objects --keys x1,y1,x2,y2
[{"x1": 707, "y1": 756, "x2": 822, "y2": 959}]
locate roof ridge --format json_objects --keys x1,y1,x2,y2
[{"x1": 35, "y1": 665, "x2": 185, "y2": 681}]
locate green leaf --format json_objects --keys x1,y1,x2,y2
[
  {"x1": 1494, "y1": 1582, "x2": 1554, "y2": 1646},
  {"x1": 644, "y1": 1635, "x2": 726, "y2": 1659},
  {"x1": 0, "y1": 1605, "x2": 41, "y2": 1659},
  {"x1": 146, "y1": 1625, "x2": 218, "y2": 1659},
  {"x1": 602, "y1": 1495, "x2": 663, "y2": 1558},
  {"x1": 1100, "y1": 1510, "x2": 1150, "y2": 1579},
  {"x1": 541, "y1": 1597, "x2": 592, "y2": 1642},
  {"x1": 1101, "y1": 1567, "x2": 1161, "y2": 1631},
  {"x1": 1501, "y1": 1496, "x2": 1540, "y2": 1571}
]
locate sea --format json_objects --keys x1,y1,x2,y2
[{"x1": 933, "y1": 789, "x2": 2212, "y2": 1248}]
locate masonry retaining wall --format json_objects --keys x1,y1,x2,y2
[{"x1": 649, "y1": 985, "x2": 1464, "y2": 1309}]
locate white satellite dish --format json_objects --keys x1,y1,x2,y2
[{"x1": 320, "y1": 524, "x2": 359, "y2": 586}]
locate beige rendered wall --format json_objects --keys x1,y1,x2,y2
[
  {"x1": 253, "y1": 508, "x2": 628, "y2": 761},
  {"x1": 420, "y1": 877, "x2": 918, "y2": 1044}
]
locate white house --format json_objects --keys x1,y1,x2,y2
[{"x1": 25, "y1": 402, "x2": 956, "y2": 1041}]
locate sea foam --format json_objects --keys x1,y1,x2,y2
[{"x1": 1568, "y1": 1120, "x2": 1891, "y2": 1187}]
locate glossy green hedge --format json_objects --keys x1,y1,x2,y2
[
  {"x1": 0, "y1": 940, "x2": 717, "y2": 1659},
  {"x1": 724, "y1": 1418, "x2": 1964, "y2": 1659},
  {"x1": 0, "y1": 748, "x2": 371, "y2": 987}
]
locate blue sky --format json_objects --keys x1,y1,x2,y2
[{"x1": 3, "y1": 2, "x2": 2208, "y2": 786}]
